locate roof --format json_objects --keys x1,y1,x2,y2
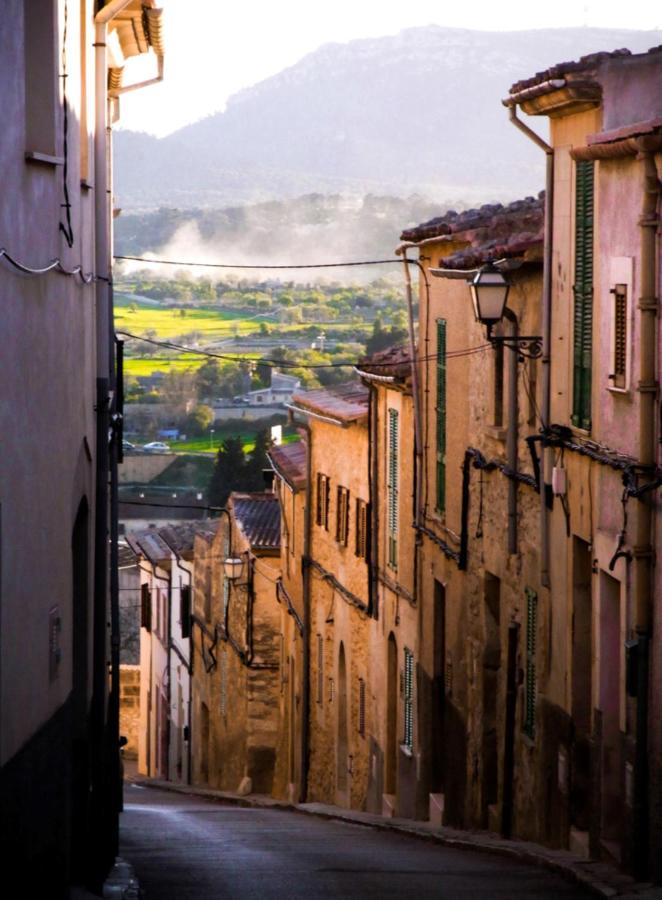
[
  {"x1": 126, "y1": 528, "x2": 173, "y2": 566},
  {"x1": 159, "y1": 520, "x2": 219, "y2": 558},
  {"x1": 291, "y1": 382, "x2": 370, "y2": 425},
  {"x1": 268, "y1": 441, "x2": 307, "y2": 491},
  {"x1": 118, "y1": 541, "x2": 138, "y2": 569},
  {"x1": 508, "y1": 46, "x2": 662, "y2": 97},
  {"x1": 356, "y1": 343, "x2": 412, "y2": 381},
  {"x1": 401, "y1": 195, "x2": 544, "y2": 270},
  {"x1": 107, "y1": 1, "x2": 164, "y2": 93},
  {"x1": 230, "y1": 493, "x2": 281, "y2": 551}
]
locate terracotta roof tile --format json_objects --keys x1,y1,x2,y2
[
  {"x1": 401, "y1": 194, "x2": 544, "y2": 270},
  {"x1": 508, "y1": 45, "x2": 662, "y2": 96},
  {"x1": 356, "y1": 343, "x2": 412, "y2": 380},
  {"x1": 268, "y1": 441, "x2": 307, "y2": 490},
  {"x1": 230, "y1": 493, "x2": 280, "y2": 551},
  {"x1": 291, "y1": 381, "x2": 369, "y2": 424}
]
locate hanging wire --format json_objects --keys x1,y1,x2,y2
[
  {"x1": 0, "y1": 248, "x2": 95, "y2": 283},
  {"x1": 58, "y1": 0, "x2": 74, "y2": 248},
  {"x1": 114, "y1": 255, "x2": 405, "y2": 270}
]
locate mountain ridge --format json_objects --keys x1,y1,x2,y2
[{"x1": 114, "y1": 25, "x2": 662, "y2": 211}]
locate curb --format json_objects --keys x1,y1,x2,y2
[{"x1": 127, "y1": 779, "x2": 661, "y2": 899}]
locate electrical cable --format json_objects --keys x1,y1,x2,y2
[
  {"x1": 58, "y1": 0, "x2": 74, "y2": 248},
  {"x1": 116, "y1": 329, "x2": 491, "y2": 370},
  {"x1": 114, "y1": 255, "x2": 406, "y2": 270},
  {"x1": 0, "y1": 248, "x2": 95, "y2": 284}
]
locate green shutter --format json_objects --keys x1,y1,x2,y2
[
  {"x1": 524, "y1": 588, "x2": 538, "y2": 739},
  {"x1": 436, "y1": 320, "x2": 447, "y2": 510},
  {"x1": 572, "y1": 160, "x2": 594, "y2": 430},
  {"x1": 387, "y1": 408, "x2": 399, "y2": 569}
]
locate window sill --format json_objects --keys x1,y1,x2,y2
[
  {"x1": 607, "y1": 385, "x2": 630, "y2": 397},
  {"x1": 25, "y1": 150, "x2": 63, "y2": 167},
  {"x1": 485, "y1": 425, "x2": 507, "y2": 442},
  {"x1": 80, "y1": 179, "x2": 94, "y2": 191}
]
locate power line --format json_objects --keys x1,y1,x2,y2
[
  {"x1": 116, "y1": 329, "x2": 491, "y2": 370},
  {"x1": 114, "y1": 255, "x2": 405, "y2": 270}
]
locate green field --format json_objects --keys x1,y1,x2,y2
[
  {"x1": 115, "y1": 304, "x2": 272, "y2": 340},
  {"x1": 172, "y1": 431, "x2": 300, "y2": 455}
]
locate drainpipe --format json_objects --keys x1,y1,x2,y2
[
  {"x1": 294, "y1": 417, "x2": 312, "y2": 803},
  {"x1": 505, "y1": 104, "x2": 554, "y2": 587},
  {"x1": 632, "y1": 140, "x2": 660, "y2": 879},
  {"x1": 503, "y1": 309, "x2": 519, "y2": 555}
]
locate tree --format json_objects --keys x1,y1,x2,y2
[
  {"x1": 208, "y1": 437, "x2": 247, "y2": 507},
  {"x1": 244, "y1": 429, "x2": 273, "y2": 492},
  {"x1": 184, "y1": 404, "x2": 214, "y2": 437},
  {"x1": 195, "y1": 359, "x2": 223, "y2": 400}
]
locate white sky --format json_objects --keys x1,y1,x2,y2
[{"x1": 117, "y1": 0, "x2": 662, "y2": 136}]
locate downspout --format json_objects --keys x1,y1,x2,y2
[
  {"x1": 503, "y1": 309, "x2": 519, "y2": 555},
  {"x1": 505, "y1": 104, "x2": 554, "y2": 586},
  {"x1": 299, "y1": 419, "x2": 312, "y2": 803},
  {"x1": 632, "y1": 140, "x2": 660, "y2": 879}
]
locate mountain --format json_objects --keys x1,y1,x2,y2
[{"x1": 113, "y1": 26, "x2": 661, "y2": 210}]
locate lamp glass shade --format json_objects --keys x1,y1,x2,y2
[
  {"x1": 470, "y1": 264, "x2": 510, "y2": 325},
  {"x1": 223, "y1": 557, "x2": 243, "y2": 581}
]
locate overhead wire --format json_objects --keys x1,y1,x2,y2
[
  {"x1": 0, "y1": 248, "x2": 96, "y2": 284},
  {"x1": 114, "y1": 255, "x2": 405, "y2": 270},
  {"x1": 117, "y1": 329, "x2": 491, "y2": 370}
]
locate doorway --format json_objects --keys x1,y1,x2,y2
[
  {"x1": 337, "y1": 643, "x2": 349, "y2": 801},
  {"x1": 482, "y1": 573, "x2": 501, "y2": 825},
  {"x1": 385, "y1": 633, "x2": 398, "y2": 795},
  {"x1": 571, "y1": 537, "x2": 593, "y2": 830},
  {"x1": 599, "y1": 571, "x2": 623, "y2": 847},
  {"x1": 431, "y1": 581, "x2": 446, "y2": 792}
]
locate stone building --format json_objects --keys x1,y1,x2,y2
[
  {"x1": 504, "y1": 46, "x2": 662, "y2": 878},
  {"x1": 0, "y1": 2, "x2": 163, "y2": 894},
  {"x1": 191, "y1": 493, "x2": 281, "y2": 794},
  {"x1": 287, "y1": 384, "x2": 374, "y2": 809},
  {"x1": 267, "y1": 441, "x2": 308, "y2": 802}
]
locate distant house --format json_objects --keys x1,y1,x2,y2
[{"x1": 237, "y1": 371, "x2": 301, "y2": 406}]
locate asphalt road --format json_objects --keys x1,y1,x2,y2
[{"x1": 120, "y1": 785, "x2": 593, "y2": 900}]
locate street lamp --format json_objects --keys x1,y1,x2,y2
[
  {"x1": 223, "y1": 556, "x2": 244, "y2": 583},
  {"x1": 469, "y1": 261, "x2": 542, "y2": 359},
  {"x1": 209, "y1": 428, "x2": 215, "y2": 451}
]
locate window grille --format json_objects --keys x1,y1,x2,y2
[
  {"x1": 572, "y1": 160, "x2": 594, "y2": 430},
  {"x1": 336, "y1": 486, "x2": 350, "y2": 546},
  {"x1": 328, "y1": 676, "x2": 335, "y2": 704},
  {"x1": 387, "y1": 408, "x2": 399, "y2": 569},
  {"x1": 355, "y1": 498, "x2": 369, "y2": 559},
  {"x1": 403, "y1": 648, "x2": 414, "y2": 751},
  {"x1": 523, "y1": 588, "x2": 538, "y2": 739},
  {"x1": 436, "y1": 320, "x2": 447, "y2": 510}
]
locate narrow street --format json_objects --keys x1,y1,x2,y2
[{"x1": 121, "y1": 786, "x2": 593, "y2": 899}]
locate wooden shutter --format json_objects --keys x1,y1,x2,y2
[
  {"x1": 358, "y1": 678, "x2": 366, "y2": 736},
  {"x1": 140, "y1": 582, "x2": 151, "y2": 631},
  {"x1": 403, "y1": 648, "x2": 414, "y2": 750},
  {"x1": 336, "y1": 486, "x2": 349, "y2": 545},
  {"x1": 387, "y1": 409, "x2": 399, "y2": 569},
  {"x1": 355, "y1": 499, "x2": 368, "y2": 559},
  {"x1": 317, "y1": 634, "x2": 324, "y2": 703},
  {"x1": 612, "y1": 285, "x2": 627, "y2": 389},
  {"x1": 436, "y1": 320, "x2": 447, "y2": 510},
  {"x1": 572, "y1": 160, "x2": 594, "y2": 430},
  {"x1": 524, "y1": 588, "x2": 538, "y2": 739}
]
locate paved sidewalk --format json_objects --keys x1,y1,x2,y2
[{"x1": 129, "y1": 778, "x2": 662, "y2": 900}]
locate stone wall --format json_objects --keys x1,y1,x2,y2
[{"x1": 120, "y1": 665, "x2": 141, "y2": 759}]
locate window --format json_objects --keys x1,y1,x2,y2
[
  {"x1": 403, "y1": 648, "x2": 414, "y2": 751},
  {"x1": 355, "y1": 499, "x2": 369, "y2": 559},
  {"x1": 523, "y1": 588, "x2": 538, "y2": 739},
  {"x1": 610, "y1": 284, "x2": 627, "y2": 390},
  {"x1": 316, "y1": 473, "x2": 330, "y2": 529},
  {"x1": 140, "y1": 583, "x2": 151, "y2": 631},
  {"x1": 387, "y1": 408, "x2": 399, "y2": 569},
  {"x1": 572, "y1": 160, "x2": 594, "y2": 430},
  {"x1": 358, "y1": 678, "x2": 366, "y2": 737},
  {"x1": 24, "y1": 0, "x2": 59, "y2": 158},
  {"x1": 328, "y1": 676, "x2": 335, "y2": 704},
  {"x1": 336, "y1": 486, "x2": 349, "y2": 545},
  {"x1": 436, "y1": 320, "x2": 447, "y2": 510},
  {"x1": 317, "y1": 634, "x2": 324, "y2": 704},
  {"x1": 180, "y1": 583, "x2": 191, "y2": 638}
]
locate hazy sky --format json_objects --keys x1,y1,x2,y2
[{"x1": 117, "y1": 0, "x2": 662, "y2": 136}]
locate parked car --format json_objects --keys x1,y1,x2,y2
[
  {"x1": 122, "y1": 440, "x2": 135, "y2": 451},
  {"x1": 142, "y1": 441, "x2": 170, "y2": 453}
]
